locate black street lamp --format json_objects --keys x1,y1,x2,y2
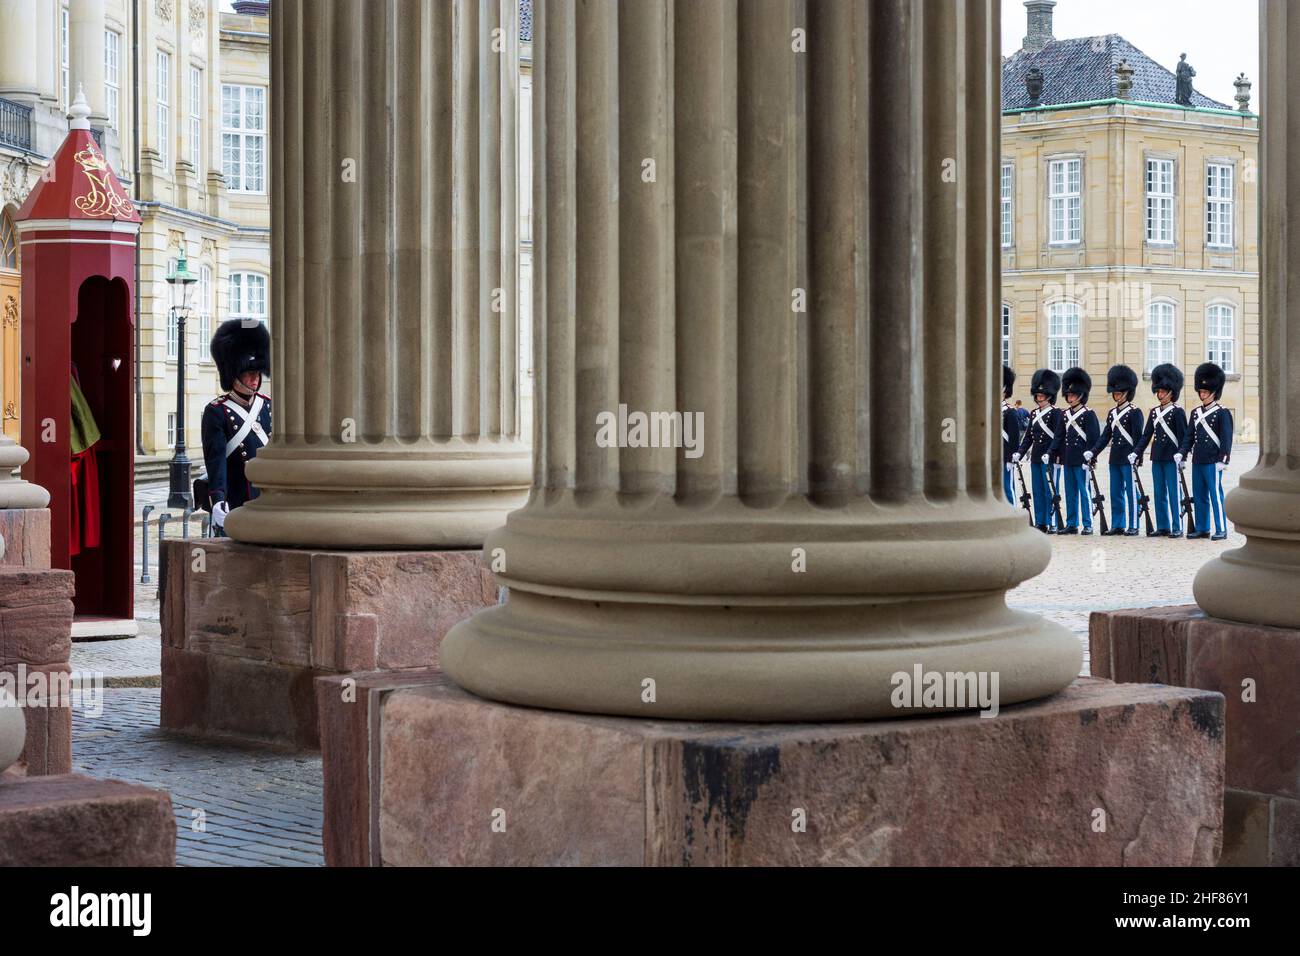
[{"x1": 166, "y1": 242, "x2": 198, "y2": 510}]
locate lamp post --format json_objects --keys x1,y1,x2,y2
[{"x1": 166, "y1": 242, "x2": 197, "y2": 510}]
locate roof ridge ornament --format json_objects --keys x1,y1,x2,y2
[{"x1": 68, "y1": 84, "x2": 91, "y2": 131}]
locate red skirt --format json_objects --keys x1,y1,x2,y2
[{"x1": 69, "y1": 444, "x2": 101, "y2": 556}]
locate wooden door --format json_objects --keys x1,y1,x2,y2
[{"x1": 0, "y1": 209, "x2": 19, "y2": 440}]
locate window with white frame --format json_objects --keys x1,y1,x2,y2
[
  {"x1": 222, "y1": 85, "x2": 266, "y2": 193},
  {"x1": 1048, "y1": 158, "x2": 1081, "y2": 244},
  {"x1": 1000, "y1": 163, "x2": 1014, "y2": 248},
  {"x1": 1046, "y1": 302, "x2": 1081, "y2": 371},
  {"x1": 1145, "y1": 300, "x2": 1177, "y2": 371},
  {"x1": 198, "y1": 264, "x2": 212, "y2": 358},
  {"x1": 1206, "y1": 303, "x2": 1235, "y2": 373},
  {"x1": 1206, "y1": 163, "x2": 1234, "y2": 248},
  {"x1": 1145, "y1": 158, "x2": 1175, "y2": 244},
  {"x1": 189, "y1": 67, "x2": 203, "y2": 167},
  {"x1": 157, "y1": 51, "x2": 171, "y2": 164},
  {"x1": 166, "y1": 412, "x2": 177, "y2": 447},
  {"x1": 1001, "y1": 303, "x2": 1012, "y2": 366},
  {"x1": 164, "y1": 256, "x2": 180, "y2": 360},
  {"x1": 60, "y1": 7, "x2": 70, "y2": 109},
  {"x1": 104, "y1": 30, "x2": 120, "y2": 130},
  {"x1": 229, "y1": 272, "x2": 267, "y2": 323}
]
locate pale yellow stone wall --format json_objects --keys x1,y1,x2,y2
[{"x1": 1002, "y1": 102, "x2": 1260, "y2": 441}]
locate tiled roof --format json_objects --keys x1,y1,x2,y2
[
  {"x1": 1002, "y1": 34, "x2": 1232, "y2": 111},
  {"x1": 520, "y1": 0, "x2": 532, "y2": 42}
]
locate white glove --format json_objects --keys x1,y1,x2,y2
[
  {"x1": 1011, "y1": 453, "x2": 1021, "y2": 464},
  {"x1": 1083, "y1": 450, "x2": 1094, "y2": 462},
  {"x1": 1216, "y1": 461, "x2": 1227, "y2": 473},
  {"x1": 1040, "y1": 454, "x2": 1050, "y2": 465},
  {"x1": 1127, "y1": 452, "x2": 1137, "y2": 465},
  {"x1": 1174, "y1": 453, "x2": 1184, "y2": 468},
  {"x1": 211, "y1": 500, "x2": 229, "y2": 529}
]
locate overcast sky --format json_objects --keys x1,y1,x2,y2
[{"x1": 1001, "y1": 0, "x2": 1259, "y2": 109}]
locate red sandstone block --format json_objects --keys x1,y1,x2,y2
[
  {"x1": 1270, "y1": 795, "x2": 1300, "y2": 866},
  {"x1": 376, "y1": 675, "x2": 1224, "y2": 867},
  {"x1": 1106, "y1": 605, "x2": 1198, "y2": 686},
  {"x1": 0, "y1": 774, "x2": 174, "y2": 866},
  {"x1": 10, "y1": 663, "x2": 72, "y2": 776},
  {"x1": 160, "y1": 645, "x2": 209, "y2": 733},
  {"x1": 0, "y1": 508, "x2": 52, "y2": 569},
  {"x1": 317, "y1": 668, "x2": 442, "y2": 867},
  {"x1": 1220, "y1": 789, "x2": 1271, "y2": 867},
  {"x1": 0, "y1": 568, "x2": 74, "y2": 669}
]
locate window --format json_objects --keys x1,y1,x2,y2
[
  {"x1": 1001, "y1": 303, "x2": 1012, "y2": 366},
  {"x1": 165, "y1": 256, "x2": 179, "y2": 360},
  {"x1": 222, "y1": 85, "x2": 266, "y2": 193},
  {"x1": 0, "y1": 210, "x2": 17, "y2": 271},
  {"x1": 166, "y1": 413, "x2": 177, "y2": 447},
  {"x1": 198, "y1": 264, "x2": 212, "y2": 357},
  {"x1": 1206, "y1": 163, "x2": 1234, "y2": 248},
  {"x1": 229, "y1": 272, "x2": 267, "y2": 323},
  {"x1": 1000, "y1": 162, "x2": 1014, "y2": 248},
  {"x1": 1146, "y1": 300, "x2": 1177, "y2": 371},
  {"x1": 1046, "y1": 302, "x2": 1081, "y2": 371},
  {"x1": 157, "y1": 52, "x2": 171, "y2": 164},
  {"x1": 60, "y1": 7, "x2": 70, "y2": 109},
  {"x1": 104, "y1": 31, "x2": 120, "y2": 130},
  {"x1": 1048, "y1": 158, "x2": 1081, "y2": 244},
  {"x1": 1145, "y1": 158, "x2": 1175, "y2": 244},
  {"x1": 189, "y1": 67, "x2": 203, "y2": 167},
  {"x1": 1206, "y1": 303, "x2": 1235, "y2": 373}
]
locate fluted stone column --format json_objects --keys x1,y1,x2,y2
[
  {"x1": 442, "y1": 0, "x2": 1082, "y2": 720},
  {"x1": 226, "y1": 0, "x2": 530, "y2": 548},
  {"x1": 69, "y1": 0, "x2": 108, "y2": 124},
  {"x1": 0, "y1": 0, "x2": 39, "y2": 99},
  {"x1": 1196, "y1": 0, "x2": 1300, "y2": 626}
]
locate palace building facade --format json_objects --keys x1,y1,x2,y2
[{"x1": 1001, "y1": 1, "x2": 1259, "y2": 438}]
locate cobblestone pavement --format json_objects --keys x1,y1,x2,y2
[
  {"x1": 64, "y1": 450, "x2": 1257, "y2": 866},
  {"x1": 72, "y1": 690, "x2": 324, "y2": 867}
]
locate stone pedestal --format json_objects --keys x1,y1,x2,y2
[
  {"x1": 160, "y1": 539, "x2": 496, "y2": 748},
  {"x1": 318, "y1": 673, "x2": 1223, "y2": 866},
  {"x1": 0, "y1": 774, "x2": 175, "y2": 866},
  {"x1": 1092, "y1": 605, "x2": 1300, "y2": 866},
  {"x1": 0, "y1": 509, "x2": 51, "y2": 569},
  {"x1": 0, "y1": 567, "x2": 75, "y2": 775}
]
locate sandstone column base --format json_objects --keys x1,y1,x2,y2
[
  {"x1": 0, "y1": 508, "x2": 51, "y2": 568},
  {"x1": 0, "y1": 774, "x2": 175, "y2": 865},
  {"x1": 160, "y1": 539, "x2": 496, "y2": 748},
  {"x1": 1092, "y1": 604, "x2": 1300, "y2": 866},
  {"x1": 328, "y1": 673, "x2": 1222, "y2": 866},
  {"x1": 0, "y1": 567, "x2": 75, "y2": 775}
]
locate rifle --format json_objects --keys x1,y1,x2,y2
[
  {"x1": 1178, "y1": 461, "x2": 1196, "y2": 531},
  {"x1": 1131, "y1": 462, "x2": 1156, "y2": 536},
  {"x1": 1086, "y1": 461, "x2": 1109, "y2": 536},
  {"x1": 1014, "y1": 459, "x2": 1033, "y2": 525},
  {"x1": 1043, "y1": 458, "x2": 1067, "y2": 532}
]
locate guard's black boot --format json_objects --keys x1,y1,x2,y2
[
  {"x1": 1124, "y1": 528, "x2": 1140, "y2": 536},
  {"x1": 1187, "y1": 531, "x2": 1210, "y2": 540},
  {"x1": 1211, "y1": 531, "x2": 1227, "y2": 541},
  {"x1": 1081, "y1": 527, "x2": 1094, "y2": 535}
]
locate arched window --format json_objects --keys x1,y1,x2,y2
[
  {"x1": 1206, "y1": 303, "x2": 1235, "y2": 373},
  {"x1": 0, "y1": 209, "x2": 18, "y2": 272},
  {"x1": 1046, "y1": 301, "x2": 1080, "y2": 372},
  {"x1": 1145, "y1": 299, "x2": 1177, "y2": 371}
]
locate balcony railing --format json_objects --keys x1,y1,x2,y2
[{"x1": 0, "y1": 97, "x2": 33, "y2": 152}]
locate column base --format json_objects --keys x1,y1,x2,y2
[
  {"x1": 0, "y1": 774, "x2": 175, "y2": 866},
  {"x1": 0, "y1": 507, "x2": 51, "y2": 568},
  {"x1": 353, "y1": 673, "x2": 1221, "y2": 866},
  {"x1": 442, "y1": 589, "x2": 1084, "y2": 721},
  {"x1": 160, "y1": 538, "x2": 496, "y2": 748},
  {"x1": 0, "y1": 567, "x2": 75, "y2": 775},
  {"x1": 1091, "y1": 604, "x2": 1300, "y2": 866}
]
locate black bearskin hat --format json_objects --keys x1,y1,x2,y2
[
  {"x1": 1003, "y1": 365, "x2": 1016, "y2": 400},
  {"x1": 1030, "y1": 368, "x2": 1061, "y2": 404},
  {"x1": 1194, "y1": 361, "x2": 1226, "y2": 401},
  {"x1": 211, "y1": 319, "x2": 271, "y2": 392},
  {"x1": 1061, "y1": 367, "x2": 1091, "y2": 404},
  {"x1": 1106, "y1": 364, "x2": 1138, "y2": 402},
  {"x1": 1150, "y1": 363, "x2": 1184, "y2": 402}
]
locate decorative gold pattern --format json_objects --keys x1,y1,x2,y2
[
  {"x1": 72, "y1": 142, "x2": 136, "y2": 219},
  {"x1": 3, "y1": 402, "x2": 15, "y2": 422},
  {"x1": 2, "y1": 296, "x2": 16, "y2": 329}
]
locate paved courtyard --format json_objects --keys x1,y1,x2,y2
[{"x1": 65, "y1": 446, "x2": 1258, "y2": 865}]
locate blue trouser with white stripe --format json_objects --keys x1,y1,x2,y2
[
  {"x1": 1191, "y1": 463, "x2": 1227, "y2": 535},
  {"x1": 1063, "y1": 465, "x2": 1091, "y2": 530},
  {"x1": 1109, "y1": 461, "x2": 1137, "y2": 530},
  {"x1": 1030, "y1": 460, "x2": 1064, "y2": 529},
  {"x1": 1003, "y1": 463, "x2": 1014, "y2": 505},
  {"x1": 1152, "y1": 460, "x2": 1182, "y2": 534}
]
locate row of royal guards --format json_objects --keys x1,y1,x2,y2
[{"x1": 1003, "y1": 361, "x2": 1233, "y2": 539}]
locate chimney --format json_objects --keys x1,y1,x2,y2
[{"x1": 1023, "y1": 1, "x2": 1057, "y2": 52}]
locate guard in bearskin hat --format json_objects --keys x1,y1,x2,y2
[
  {"x1": 1085, "y1": 364, "x2": 1143, "y2": 535},
  {"x1": 201, "y1": 319, "x2": 273, "y2": 536},
  {"x1": 1056, "y1": 367, "x2": 1100, "y2": 534},
  {"x1": 1012, "y1": 368, "x2": 1064, "y2": 532},
  {"x1": 1135, "y1": 363, "x2": 1187, "y2": 536},
  {"x1": 1001, "y1": 366, "x2": 1022, "y2": 506},
  {"x1": 1177, "y1": 361, "x2": 1233, "y2": 540}
]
